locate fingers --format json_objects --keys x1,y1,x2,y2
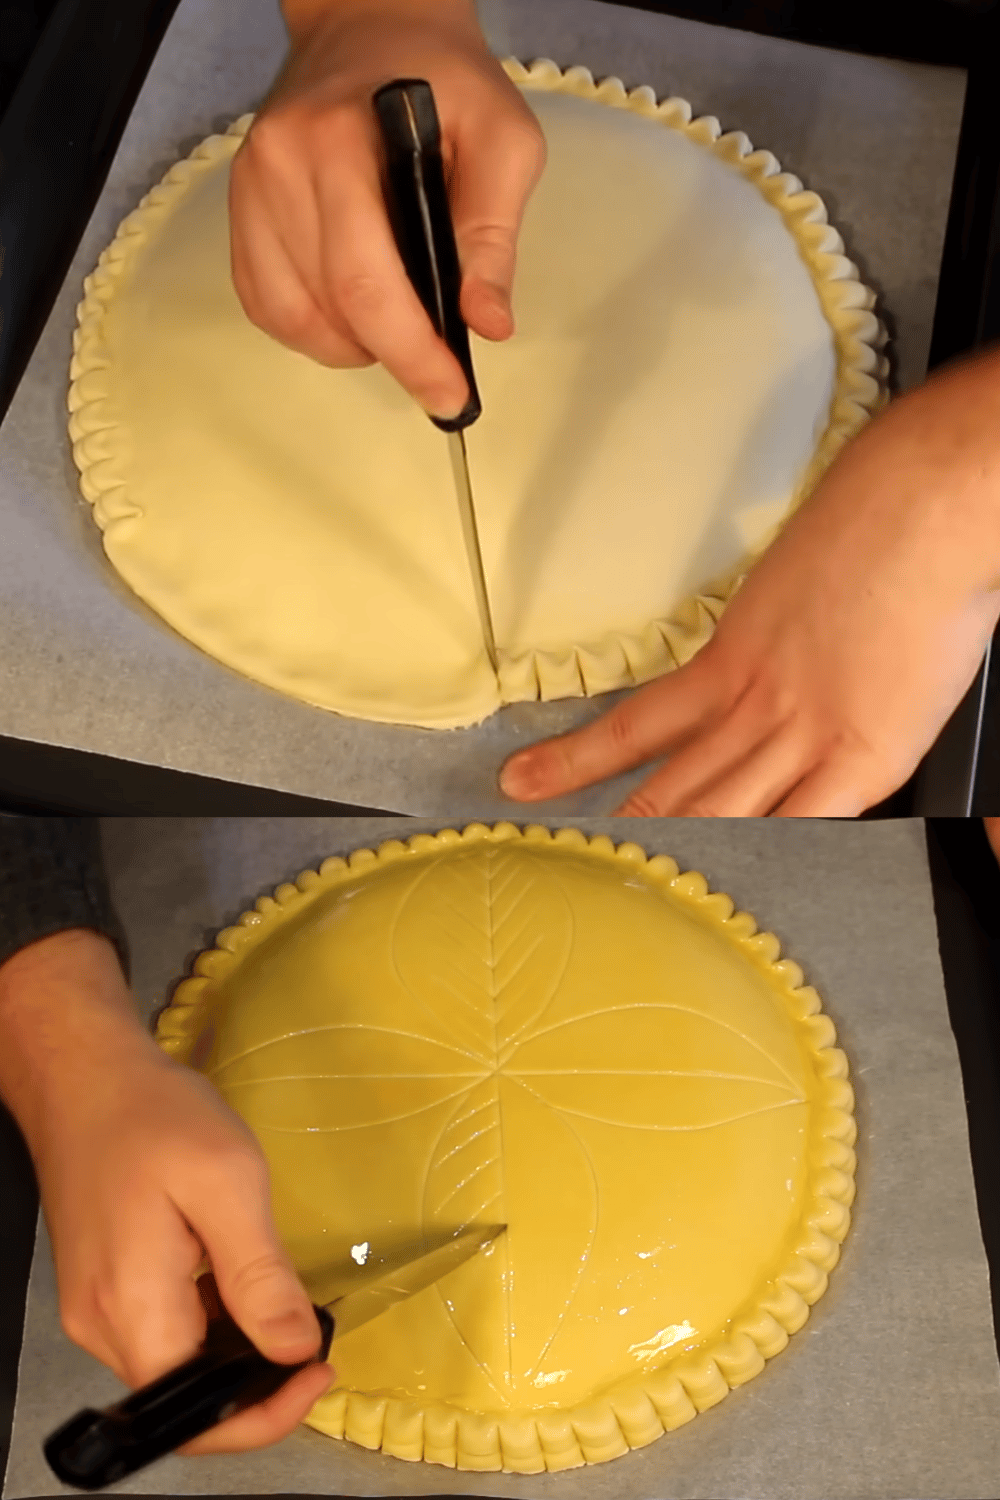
[
  {"x1": 233, "y1": 109, "x2": 470, "y2": 418},
  {"x1": 56, "y1": 1138, "x2": 328, "y2": 1461},
  {"x1": 229, "y1": 169, "x2": 373, "y2": 369},
  {"x1": 450, "y1": 111, "x2": 546, "y2": 342},
  {"x1": 499, "y1": 654, "x2": 719, "y2": 801},
  {"x1": 177, "y1": 1359, "x2": 334, "y2": 1456},
  {"x1": 57, "y1": 1198, "x2": 208, "y2": 1389},
  {"x1": 173, "y1": 1147, "x2": 333, "y2": 1454},
  {"x1": 178, "y1": 1148, "x2": 322, "y2": 1367},
  {"x1": 231, "y1": 66, "x2": 544, "y2": 410},
  {"x1": 313, "y1": 153, "x2": 471, "y2": 417},
  {"x1": 610, "y1": 709, "x2": 884, "y2": 816},
  {"x1": 496, "y1": 637, "x2": 887, "y2": 817},
  {"x1": 612, "y1": 706, "x2": 814, "y2": 816}
]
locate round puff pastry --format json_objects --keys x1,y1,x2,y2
[
  {"x1": 68, "y1": 61, "x2": 881, "y2": 729},
  {"x1": 70, "y1": 61, "x2": 887, "y2": 729},
  {"x1": 156, "y1": 823, "x2": 856, "y2": 1474},
  {"x1": 70, "y1": 60, "x2": 887, "y2": 728}
]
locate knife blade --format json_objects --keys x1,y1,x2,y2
[
  {"x1": 446, "y1": 429, "x2": 499, "y2": 671},
  {"x1": 373, "y1": 78, "x2": 500, "y2": 673},
  {"x1": 308, "y1": 1222, "x2": 504, "y2": 1337},
  {"x1": 42, "y1": 1226, "x2": 504, "y2": 1491}
]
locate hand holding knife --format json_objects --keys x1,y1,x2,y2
[
  {"x1": 42, "y1": 82, "x2": 509, "y2": 1496},
  {"x1": 373, "y1": 79, "x2": 500, "y2": 674},
  {"x1": 44, "y1": 1225, "x2": 503, "y2": 1490}
]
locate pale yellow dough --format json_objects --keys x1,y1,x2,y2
[
  {"x1": 157, "y1": 823, "x2": 856, "y2": 1474},
  {"x1": 70, "y1": 60, "x2": 887, "y2": 727}
]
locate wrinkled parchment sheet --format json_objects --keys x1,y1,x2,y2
[
  {"x1": 0, "y1": 0, "x2": 967, "y2": 812},
  {"x1": 4, "y1": 817, "x2": 999, "y2": 1497}
]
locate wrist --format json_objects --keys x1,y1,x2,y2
[{"x1": 0, "y1": 930, "x2": 159, "y2": 1163}]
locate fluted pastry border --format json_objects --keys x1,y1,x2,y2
[
  {"x1": 155, "y1": 822, "x2": 857, "y2": 1475},
  {"x1": 68, "y1": 57, "x2": 889, "y2": 719}
]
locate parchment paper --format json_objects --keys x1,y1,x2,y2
[
  {"x1": 0, "y1": 0, "x2": 968, "y2": 813},
  {"x1": 5, "y1": 817, "x2": 1000, "y2": 1498}
]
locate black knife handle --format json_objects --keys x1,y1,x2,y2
[
  {"x1": 42, "y1": 1275, "x2": 334, "y2": 1491},
  {"x1": 373, "y1": 78, "x2": 482, "y2": 431}
]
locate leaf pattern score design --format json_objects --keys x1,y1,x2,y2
[
  {"x1": 392, "y1": 842, "x2": 575, "y2": 1063},
  {"x1": 211, "y1": 843, "x2": 808, "y2": 1403},
  {"x1": 397, "y1": 845, "x2": 804, "y2": 1392}
]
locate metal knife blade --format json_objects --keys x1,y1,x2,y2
[
  {"x1": 446, "y1": 431, "x2": 499, "y2": 674},
  {"x1": 309, "y1": 1223, "x2": 504, "y2": 1341}
]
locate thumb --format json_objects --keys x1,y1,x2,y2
[
  {"x1": 192, "y1": 1161, "x2": 321, "y2": 1364},
  {"x1": 450, "y1": 116, "x2": 546, "y2": 341},
  {"x1": 211, "y1": 1253, "x2": 320, "y2": 1363}
]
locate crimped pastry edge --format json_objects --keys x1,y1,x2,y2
[
  {"x1": 155, "y1": 822, "x2": 857, "y2": 1474},
  {"x1": 69, "y1": 58, "x2": 889, "y2": 722}
]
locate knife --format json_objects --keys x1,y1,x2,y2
[
  {"x1": 373, "y1": 78, "x2": 500, "y2": 675},
  {"x1": 43, "y1": 1224, "x2": 504, "y2": 1491}
]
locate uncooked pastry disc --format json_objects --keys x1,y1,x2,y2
[
  {"x1": 156, "y1": 823, "x2": 856, "y2": 1474},
  {"x1": 70, "y1": 60, "x2": 887, "y2": 727}
]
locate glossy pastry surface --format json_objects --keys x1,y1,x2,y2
[{"x1": 158, "y1": 825, "x2": 855, "y2": 1473}]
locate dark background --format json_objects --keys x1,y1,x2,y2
[
  {"x1": 0, "y1": 0, "x2": 992, "y2": 111},
  {"x1": 1, "y1": 0, "x2": 999, "y2": 814}
]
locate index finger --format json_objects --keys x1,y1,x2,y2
[
  {"x1": 82, "y1": 1199, "x2": 209, "y2": 1390},
  {"x1": 175, "y1": 1150, "x2": 321, "y2": 1366},
  {"x1": 315, "y1": 154, "x2": 471, "y2": 419},
  {"x1": 498, "y1": 653, "x2": 719, "y2": 801}
]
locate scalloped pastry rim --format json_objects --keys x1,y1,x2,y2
[
  {"x1": 154, "y1": 822, "x2": 857, "y2": 1475},
  {"x1": 69, "y1": 56, "x2": 890, "y2": 723}
]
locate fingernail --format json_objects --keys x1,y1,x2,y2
[
  {"x1": 484, "y1": 284, "x2": 512, "y2": 321},
  {"x1": 425, "y1": 390, "x2": 468, "y2": 422},
  {"x1": 499, "y1": 751, "x2": 541, "y2": 798}
]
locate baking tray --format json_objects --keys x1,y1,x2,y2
[
  {"x1": 0, "y1": 0, "x2": 998, "y2": 815},
  {"x1": 0, "y1": 815, "x2": 997, "y2": 1498}
]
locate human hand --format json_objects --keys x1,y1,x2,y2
[
  {"x1": 0, "y1": 930, "x2": 332, "y2": 1455},
  {"x1": 228, "y1": 0, "x2": 546, "y2": 418},
  {"x1": 499, "y1": 348, "x2": 1000, "y2": 815}
]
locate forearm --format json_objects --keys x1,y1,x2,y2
[
  {"x1": 899, "y1": 341, "x2": 1000, "y2": 571},
  {"x1": 0, "y1": 930, "x2": 157, "y2": 1168},
  {"x1": 797, "y1": 339, "x2": 1000, "y2": 599}
]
